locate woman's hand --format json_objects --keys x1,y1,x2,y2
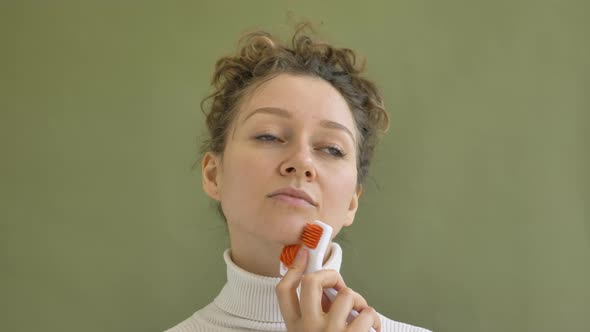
[{"x1": 276, "y1": 248, "x2": 381, "y2": 332}]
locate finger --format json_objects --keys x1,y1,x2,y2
[
  {"x1": 325, "y1": 287, "x2": 368, "y2": 327},
  {"x1": 299, "y1": 269, "x2": 346, "y2": 322},
  {"x1": 321, "y1": 291, "x2": 331, "y2": 313},
  {"x1": 276, "y1": 247, "x2": 308, "y2": 323},
  {"x1": 346, "y1": 307, "x2": 382, "y2": 332}
]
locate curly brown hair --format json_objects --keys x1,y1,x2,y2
[{"x1": 198, "y1": 24, "x2": 389, "y2": 186}]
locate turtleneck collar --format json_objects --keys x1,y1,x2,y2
[{"x1": 213, "y1": 243, "x2": 343, "y2": 323}]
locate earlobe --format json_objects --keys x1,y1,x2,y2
[
  {"x1": 202, "y1": 152, "x2": 221, "y2": 201},
  {"x1": 343, "y1": 184, "x2": 363, "y2": 227}
]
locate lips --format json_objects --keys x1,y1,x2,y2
[{"x1": 268, "y1": 187, "x2": 317, "y2": 206}]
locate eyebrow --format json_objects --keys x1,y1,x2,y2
[{"x1": 241, "y1": 107, "x2": 356, "y2": 143}]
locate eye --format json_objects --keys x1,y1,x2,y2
[
  {"x1": 255, "y1": 134, "x2": 281, "y2": 142},
  {"x1": 320, "y1": 144, "x2": 346, "y2": 158}
]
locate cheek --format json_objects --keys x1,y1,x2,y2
[
  {"x1": 323, "y1": 168, "x2": 358, "y2": 210},
  {"x1": 220, "y1": 149, "x2": 270, "y2": 198}
]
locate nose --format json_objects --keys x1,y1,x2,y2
[{"x1": 279, "y1": 145, "x2": 316, "y2": 181}]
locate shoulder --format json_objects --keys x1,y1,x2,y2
[
  {"x1": 379, "y1": 312, "x2": 432, "y2": 332},
  {"x1": 163, "y1": 303, "x2": 220, "y2": 332}
]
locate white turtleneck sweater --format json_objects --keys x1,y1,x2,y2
[{"x1": 165, "y1": 243, "x2": 431, "y2": 332}]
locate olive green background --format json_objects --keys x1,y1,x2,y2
[{"x1": 1, "y1": 1, "x2": 588, "y2": 331}]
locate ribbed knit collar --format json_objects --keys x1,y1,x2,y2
[{"x1": 213, "y1": 243, "x2": 343, "y2": 323}]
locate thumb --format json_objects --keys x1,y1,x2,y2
[
  {"x1": 290, "y1": 246, "x2": 308, "y2": 272},
  {"x1": 276, "y1": 246, "x2": 309, "y2": 322}
]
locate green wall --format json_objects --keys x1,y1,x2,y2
[{"x1": 1, "y1": 1, "x2": 588, "y2": 331}]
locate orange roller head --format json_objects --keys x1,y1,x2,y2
[
  {"x1": 279, "y1": 223, "x2": 324, "y2": 268},
  {"x1": 279, "y1": 244, "x2": 301, "y2": 268},
  {"x1": 301, "y1": 223, "x2": 323, "y2": 249}
]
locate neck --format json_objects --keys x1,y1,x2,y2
[{"x1": 230, "y1": 236, "x2": 284, "y2": 277}]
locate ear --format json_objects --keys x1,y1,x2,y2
[
  {"x1": 343, "y1": 184, "x2": 363, "y2": 227},
  {"x1": 202, "y1": 152, "x2": 222, "y2": 201}
]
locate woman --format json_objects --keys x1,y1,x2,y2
[{"x1": 166, "y1": 26, "x2": 431, "y2": 332}]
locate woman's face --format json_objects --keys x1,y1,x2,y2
[{"x1": 202, "y1": 73, "x2": 361, "y2": 247}]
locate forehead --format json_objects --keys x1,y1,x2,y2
[{"x1": 238, "y1": 74, "x2": 356, "y2": 130}]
